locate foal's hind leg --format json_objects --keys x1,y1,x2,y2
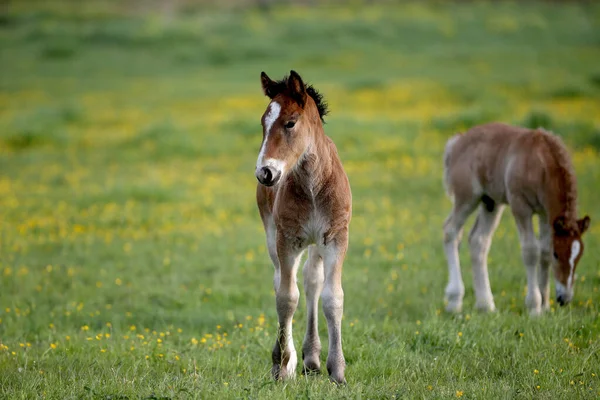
[
  {"x1": 468, "y1": 201, "x2": 504, "y2": 312},
  {"x1": 302, "y1": 245, "x2": 324, "y2": 374},
  {"x1": 320, "y1": 235, "x2": 348, "y2": 385},
  {"x1": 443, "y1": 199, "x2": 478, "y2": 313}
]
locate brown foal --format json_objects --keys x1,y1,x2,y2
[
  {"x1": 255, "y1": 71, "x2": 352, "y2": 384},
  {"x1": 443, "y1": 123, "x2": 590, "y2": 315}
]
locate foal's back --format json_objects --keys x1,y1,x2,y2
[{"x1": 445, "y1": 122, "x2": 558, "y2": 208}]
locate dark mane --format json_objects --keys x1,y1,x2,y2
[
  {"x1": 270, "y1": 75, "x2": 329, "y2": 123},
  {"x1": 537, "y1": 128, "x2": 578, "y2": 223},
  {"x1": 306, "y1": 85, "x2": 329, "y2": 123}
]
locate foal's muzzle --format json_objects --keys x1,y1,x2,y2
[
  {"x1": 556, "y1": 295, "x2": 570, "y2": 306},
  {"x1": 555, "y1": 281, "x2": 573, "y2": 306},
  {"x1": 256, "y1": 166, "x2": 280, "y2": 187}
]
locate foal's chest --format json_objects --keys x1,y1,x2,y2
[
  {"x1": 301, "y1": 209, "x2": 331, "y2": 245},
  {"x1": 275, "y1": 200, "x2": 331, "y2": 248},
  {"x1": 274, "y1": 180, "x2": 336, "y2": 248}
]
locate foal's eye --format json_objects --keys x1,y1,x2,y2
[
  {"x1": 284, "y1": 121, "x2": 296, "y2": 129},
  {"x1": 553, "y1": 251, "x2": 558, "y2": 260}
]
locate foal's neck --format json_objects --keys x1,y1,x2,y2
[
  {"x1": 292, "y1": 126, "x2": 332, "y2": 195},
  {"x1": 543, "y1": 159, "x2": 578, "y2": 227}
]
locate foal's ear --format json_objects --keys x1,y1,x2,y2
[
  {"x1": 553, "y1": 216, "x2": 569, "y2": 235},
  {"x1": 287, "y1": 70, "x2": 307, "y2": 108},
  {"x1": 261, "y1": 71, "x2": 277, "y2": 99},
  {"x1": 577, "y1": 215, "x2": 591, "y2": 235}
]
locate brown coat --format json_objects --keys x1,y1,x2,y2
[
  {"x1": 255, "y1": 71, "x2": 351, "y2": 384},
  {"x1": 443, "y1": 122, "x2": 590, "y2": 314}
]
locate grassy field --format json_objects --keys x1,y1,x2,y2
[{"x1": 1, "y1": 1, "x2": 600, "y2": 398}]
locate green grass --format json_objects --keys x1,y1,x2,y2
[{"x1": 1, "y1": 1, "x2": 600, "y2": 398}]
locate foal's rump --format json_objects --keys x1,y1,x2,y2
[{"x1": 443, "y1": 133, "x2": 461, "y2": 200}]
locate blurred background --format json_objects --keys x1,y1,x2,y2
[{"x1": 1, "y1": 0, "x2": 599, "y2": 397}]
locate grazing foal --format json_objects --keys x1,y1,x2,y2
[
  {"x1": 443, "y1": 123, "x2": 590, "y2": 315},
  {"x1": 255, "y1": 71, "x2": 351, "y2": 384}
]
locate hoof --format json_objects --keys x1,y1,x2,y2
[
  {"x1": 327, "y1": 371, "x2": 347, "y2": 386},
  {"x1": 445, "y1": 300, "x2": 463, "y2": 313},
  {"x1": 302, "y1": 356, "x2": 321, "y2": 376},
  {"x1": 444, "y1": 289, "x2": 464, "y2": 313},
  {"x1": 326, "y1": 363, "x2": 346, "y2": 386},
  {"x1": 528, "y1": 307, "x2": 543, "y2": 317},
  {"x1": 302, "y1": 364, "x2": 321, "y2": 376},
  {"x1": 271, "y1": 363, "x2": 281, "y2": 380},
  {"x1": 272, "y1": 351, "x2": 297, "y2": 381},
  {"x1": 475, "y1": 300, "x2": 496, "y2": 313}
]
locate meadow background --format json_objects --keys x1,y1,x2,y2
[{"x1": 1, "y1": 0, "x2": 599, "y2": 398}]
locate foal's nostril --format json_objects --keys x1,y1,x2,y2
[
  {"x1": 262, "y1": 167, "x2": 273, "y2": 183},
  {"x1": 256, "y1": 166, "x2": 280, "y2": 186}
]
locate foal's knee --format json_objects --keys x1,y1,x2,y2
[
  {"x1": 276, "y1": 287, "x2": 299, "y2": 315},
  {"x1": 443, "y1": 220, "x2": 462, "y2": 245},
  {"x1": 322, "y1": 286, "x2": 344, "y2": 317},
  {"x1": 539, "y1": 248, "x2": 552, "y2": 268},
  {"x1": 521, "y1": 242, "x2": 540, "y2": 266}
]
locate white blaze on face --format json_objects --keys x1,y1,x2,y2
[
  {"x1": 567, "y1": 240, "x2": 581, "y2": 288},
  {"x1": 256, "y1": 101, "x2": 285, "y2": 171},
  {"x1": 264, "y1": 101, "x2": 280, "y2": 136}
]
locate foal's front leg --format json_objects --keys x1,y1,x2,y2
[
  {"x1": 320, "y1": 238, "x2": 348, "y2": 385},
  {"x1": 271, "y1": 240, "x2": 303, "y2": 380},
  {"x1": 538, "y1": 219, "x2": 553, "y2": 311},
  {"x1": 513, "y1": 211, "x2": 542, "y2": 315}
]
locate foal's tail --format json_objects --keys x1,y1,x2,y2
[{"x1": 443, "y1": 134, "x2": 461, "y2": 201}]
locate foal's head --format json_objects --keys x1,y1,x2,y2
[
  {"x1": 552, "y1": 215, "x2": 591, "y2": 305},
  {"x1": 255, "y1": 70, "x2": 328, "y2": 186}
]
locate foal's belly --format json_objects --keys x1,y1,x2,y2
[{"x1": 477, "y1": 177, "x2": 509, "y2": 206}]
